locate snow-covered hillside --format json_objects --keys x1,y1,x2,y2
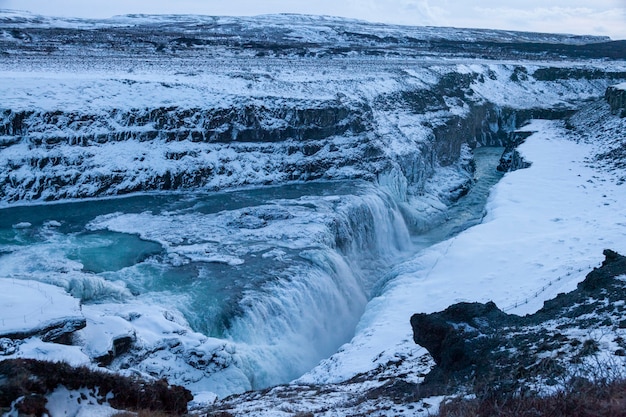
[
  {"x1": 1, "y1": 10, "x2": 626, "y2": 416},
  {"x1": 0, "y1": 9, "x2": 619, "y2": 62}
]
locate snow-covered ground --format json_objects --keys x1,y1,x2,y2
[
  {"x1": 0, "y1": 279, "x2": 82, "y2": 338},
  {"x1": 0, "y1": 62, "x2": 618, "y2": 114}
]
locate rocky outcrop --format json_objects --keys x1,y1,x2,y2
[
  {"x1": 94, "y1": 334, "x2": 136, "y2": 366},
  {"x1": 0, "y1": 86, "x2": 527, "y2": 204},
  {"x1": 411, "y1": 249, "x2": 626, "y2": 396},
  {"x1": 0, "y1": 318, "x2": 86, "y2": 346},
  {"x1": 411, "y1": 302, "x2": 518, "y2": 375},
  {"x1": 0, "y1": 100, "x2": 386, "y2": 202},
  {"x1": 496, "y1": 130, "x2": 533, "y2": 172},
  {"x1": 606, "y1": 85, "x2": 626, "y2": 117},
  {"x1": 0, "y1": 102, "x2": 370, "y2": 145}
]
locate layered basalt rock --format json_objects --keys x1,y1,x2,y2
[{"x1": 0, "y1": 89, "x2": 525, "y2": 204}]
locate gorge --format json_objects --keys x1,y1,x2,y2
[{"x1": 1, "y1": 10, "x2": 626, "y2": 416}]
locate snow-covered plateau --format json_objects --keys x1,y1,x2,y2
[{"x1": 1, "y1": 10, "x2": 626, "y2": 416}]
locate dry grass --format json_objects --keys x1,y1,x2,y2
[
  {"x1": 0, "y1": 358, "x2": 192, "y2": 416},
  {"x1": 437, "y1": 378, "x2": 626, "y2": 417}
]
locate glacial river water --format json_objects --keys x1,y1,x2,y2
[{"x1": 0, "y1": 147, "x2": 503, "y2": 390}]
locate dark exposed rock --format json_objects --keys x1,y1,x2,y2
[
  {"x1": 579, "y1": 249, "x2": 626, "y2": 291},
  {"x1": 533, "y1": 68, "x2": 626, "y2": 82},
  {"x1": 496, "y1": 130, "x2": 533, "y2": 172},
  {"x1": 411, "y1": 249, "x2": 626, "y2": 396},
  {"x1": 606, "y1": 85, "x2": 626, "y2": 117},
  {"x1": 95, "y1": 334, "x2": 136, "y2": 366},
  {"x1": 411, "y1": 301, "x2": 518, "y2": 372}
]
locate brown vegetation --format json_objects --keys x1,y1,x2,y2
[
  {"x1": 437, "y1": 378, "x2": 626, "y2": 417},
  {"x1": 0, "y1": 358, "x2": 192, "y2": 416}
]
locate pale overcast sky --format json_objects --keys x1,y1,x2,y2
[{"x1": 1, "y1": 0, "x2": 625, "y2": 40}]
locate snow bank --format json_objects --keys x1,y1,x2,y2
[{"x1": 0, "y1": 278, "x2": 83, "y2": 337}]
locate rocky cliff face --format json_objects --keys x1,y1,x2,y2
[
  {"x1": 0, "y1": 100, "x2": 380, "y2": 202},
  {"x1": 0, "y1": 67, "x2": 623, "y2": 205},
  {"x1": 606, "y1": 85, "x2": 626, "y2": 117},
  {"x1": 1, "y1": 12, "x2": 625, "y2": 206}
]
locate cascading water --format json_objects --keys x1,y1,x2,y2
[
  {"x1": 0, "y1": 147, "x2": 504, "y2": 396},
  {"x1": 0, "y1": 178, "x2": 414, "y2": 390}
]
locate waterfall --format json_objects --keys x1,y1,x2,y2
[{"x1": 205, "y1": 185, "x2": 415, "y2": 389}]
